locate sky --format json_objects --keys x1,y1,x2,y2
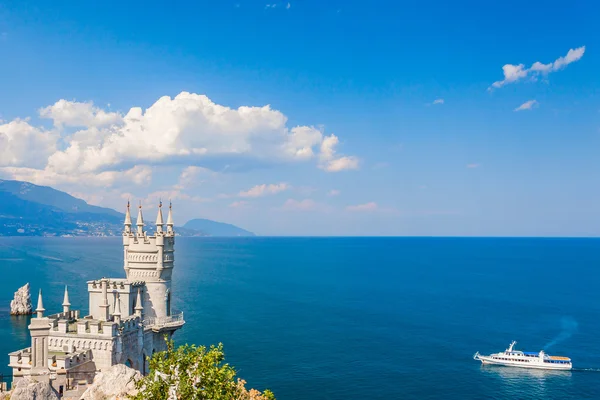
[{"x1": 0, "y1": 0, "x2": 599, "y2": 236}]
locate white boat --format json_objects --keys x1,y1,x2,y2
[{"x1": 473, "y1": 341, "x2": 572, "y2": 370}]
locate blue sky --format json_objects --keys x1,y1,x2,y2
[{"x1": 0, "y1": 0, "x2": 599, "y2": 236}]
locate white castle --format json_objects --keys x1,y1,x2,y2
[{"x1": 7, "y1": 201, "x2": 185, "y2": 396}]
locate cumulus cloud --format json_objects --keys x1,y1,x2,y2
[
  {"x1": 346, "y1": 202, "x2": 377, "y2": 212},
  {"x1": 0, "y1": 119, "x2": 58, "y2": 168},
  {"x1": 175, "y1": 166, "x2": 213, "y2": 190},
  {"x1": 0, "y1": 164, "x2": 152, "y2": 188},
  {"x1": 489, "y1": 46, "x2": 585, "y2": 90},
  {"x1": 239, "y1": 182, "x2": 289, "y2": 198},
  {"x1": 33, "y1": 92, "x2": 356, "y2": 175},
  {"x1": 39, "y1": 99, "x2": 122, "y2": 128},
  {"x1": 318, "y1": 134, "x2": 359, "y2": 172},
  {"x1": 514, "y1": 100, "x2": 538, "y2": 112}
]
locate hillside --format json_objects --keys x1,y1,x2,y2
[
  {"x1": 184, "y1": 218, "x2": 255, "y2": 237},
  {"x1": 0, "y1": 180, "x2": 254, "y2": 237}
]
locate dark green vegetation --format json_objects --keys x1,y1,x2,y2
[
  {"x1": 0, "y1": 180, "x2": 253, "y2": 237},
  {"x1": 133, "y1": 340, "x2": 275, "y2": 400},
  {"x1": 184, "y1": 219, "x2": 255, "y2": 237}
]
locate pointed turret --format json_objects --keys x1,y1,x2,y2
[
  {"x1": 62, "y1": 285, "x2": 71, "y2": 315},
  {"x1": 124, "y1": 201, "x2": 132, "y2": 234},
  {"x1": 36, "y1": 289, "x2": 45, "y2": 318},
  {"x1": 166, "y1": 201, "x2": 174, "y2": 235},
  {"x1": 135, "y1": 288, "x2": 143, "y2": 318},
  {"x1": 136, "y1": 202, "x2": 145, "y2": 236},
  {"x1": 156, "y1": 200, "x2": 164, "y2": 234},
  {"x1": 113, "y1": 293, "x2": 122, "y2": 324}
]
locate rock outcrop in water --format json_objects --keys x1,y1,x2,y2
[
  {"x1": 10, "y1": 283, "x2": 33, "y2": 315},
  {"x1": 80, "y1": 364, "x2": 141, "y2": 400},
  {"x1": 8, "y1": 377, "x2": 59, "y2": 400}
]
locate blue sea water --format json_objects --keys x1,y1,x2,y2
[{"x1": 1, "y1": 237, "x2": 600, "y2": 399}]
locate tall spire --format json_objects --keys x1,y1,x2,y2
[
  {"x1": 124, "y1": 200, "x2": 132, "y2": 226},
  {"x1": 166, "y1": 201, "x2": 174, "y2": 234},
  {"x1": 36, "y1": 289, "x2": 45, "y2": 318},
  {"x1": 136, "y1": 202, "x2": 145, "y2": 236},
  {"x1": 113, "y1": 293, "x2": 122, "y2": 324},
  {"x1": 135, "y1": 288, "x2": 143, "y2": 318},
  {"x1": 62, "y1": 285, "x2": 71, "y2": 315},
  {"x1": 156, "y1": 200, "x2": 164, "y2": 234}
]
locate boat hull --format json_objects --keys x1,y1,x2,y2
[{"x1": 475, "y1": 355, "x2": 572, "y2": 371}]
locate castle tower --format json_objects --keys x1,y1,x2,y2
[
  {"x1": 62, "y1": 285, "x2": 71, "y2": 315},
  {"x1": 123, "y1": 201, "x2": 175, "y2": 319},
  {"x1": 29, "y1": 290, "x2": 50, "y2": 376}
]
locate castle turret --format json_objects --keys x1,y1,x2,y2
[
  {"x1": 99, "y1": 278, "x2": 110, "y2": 321},
  {"x1": 136, "y1": 203, "x2": 145, "y2": 237},
  {"x1": 62, "y1": 285, "x2": 71, "y2": 315},
  {"x1": 166, "y1": 201, "x2": 174, "y2": 236},
  {"x1": 122, "y1": 202, "x2": 176, "y2": 319},
  {"x1": 113, "y1": 293, "x2": 122, "y2": 324},
  {"x1": 135, "y1": 288, "x2": 143, "y2": 318},
  {"x1": 156, "y1": 201, "x2": 164, "y2": 234},
  {"x1": 124, "y1": 200, "x2": 132, "y2": 235},
  {"x1": 29, "y1": 289, "x2": 50, "y2": 375}
]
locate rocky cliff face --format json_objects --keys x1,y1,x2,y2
[
  {"x1": 8, "y1": 377, "x2": 59, "y2": 400},
  {"x1": 10, "y1": 283, "x2": 33, "y2": 315},
  {"x1": 80, "y1": 364, "x2": 141, "y2": 400}
]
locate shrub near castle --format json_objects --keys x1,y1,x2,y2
[{"x1": 133, "y1": 339, "x2": 276, "y2": 400}]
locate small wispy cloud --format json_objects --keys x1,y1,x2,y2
[
  {"x1": 514, "y1": 100, "x2": 538, "y2": 112},
  {"x1": 286, "y1": 2, "x2": 291, "y2": 9},
  {"x1": 281, "y1": 199, "x2": 318, "y2": 211},
  {"x1": 346, "y1": 202, "x2": 378, "y2": 212},
  {"x1": 432, "y1": 98, "x2": 444, "y2": 105},
  {"x1": 466, "y1": 163, "x2": 480, "y2": 169},
  {"x1": 265, "y1": 3, "x2": 277, "y2": 8},
  {"x1": 489, "y1": 46, "x2": 585, "y2": 90},
  {"x1": 239, "y1": 183, "x2": 289, "y2": 198},
  {"x1": 229, "y1": 200, "x2": 250, "y2": 208},
  {"x1": 327, "y1": 189, "x2": 340, "y2": 197}
]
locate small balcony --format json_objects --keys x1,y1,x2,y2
[{"x1": 142, "y1": 312, "x2": 185, "y2": 332}]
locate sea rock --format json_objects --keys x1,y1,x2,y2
[
  {"x1": 10, "y1": 283, "x2": 33, "y2": 315},
  {"x1": 80, "y1": 364, "x2": 141, "y2": 400},
  {"x1": 9, "y1": 377, "x2": 59, "y2": 400}
]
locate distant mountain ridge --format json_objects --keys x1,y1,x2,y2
[
  {"x1": 184, "y1": 218, "x2": 255, "y2": 237},
  {"x1": 0, "y1": 179, "x2": 254, "y2": 237}
]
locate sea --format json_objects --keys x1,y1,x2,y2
[{"x1": 0, "y1": 237, "x2": 599, "y2": 399}]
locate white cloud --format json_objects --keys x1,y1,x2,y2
[
  {"x1": 0, "y1": 119, "x2": 58, "y2": 168},
  {"x1": 514, "y1": 100, "x2": 538, "y2": 112},
  {"x1": 39, "y1": 99, "x2": 122, "y2": 128},
  {"x1": 239, "y1": 182, "x2": 289, "y2": 198},
  {"x1": 31, "y1": 92, "x2": 354, "y2": 175},
  {"x1": 432, "y1": 99, "x2": 444, "y2": 105},
  {"x1": 489, "y1": 46, "x2": 585, "y2": 90},
  {"x1": 318, "y1": 134, "x2": 359, "y2": 172},
  {"x1": 286, "y1": 2, "x2": 291, "y2": 9},
  {"x1": 175, "y1": 166, "x2": 213, "y2": 190},
  {"x1": 327, "y1": 189, "x2": 340, "y2": 197},
  {"x1": 281, "y1": 198, "x2": 318, "y2": 211},
  {"x1": 346, "y1": 202, "x2": 377, "y2": 212},
  {"x1": 229, "y1": 200, "x2": 250, "y2": 208},
  {"x1": 466, "y1": 163, "x2": 480, "y2": 168}
]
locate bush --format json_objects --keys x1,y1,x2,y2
[{"x1": 131, "y1": 339, "x2": 275, "y2": 400}]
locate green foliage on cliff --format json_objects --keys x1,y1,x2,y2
[{"x1": 131, "y1": 340, "x2": 275, "y2": 400}]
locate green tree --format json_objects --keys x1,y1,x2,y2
[{"x1": 131, "y1": 339, "x2": 276, "y2": 400}]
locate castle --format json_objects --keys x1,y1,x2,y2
[{"x1": 7, "y1": 201, "x2": 185, "y2": 396}]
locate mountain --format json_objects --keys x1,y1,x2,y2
[
  {"x1": 0, "y1": 179, "x2": 254, "y2": 237},
  {"x1": 183, "y1": 218, "x2": 255, "y2": 237}
]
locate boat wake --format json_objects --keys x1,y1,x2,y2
[{"x1": 572, "y1": 368, "x2": 600, "y2": 372}]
